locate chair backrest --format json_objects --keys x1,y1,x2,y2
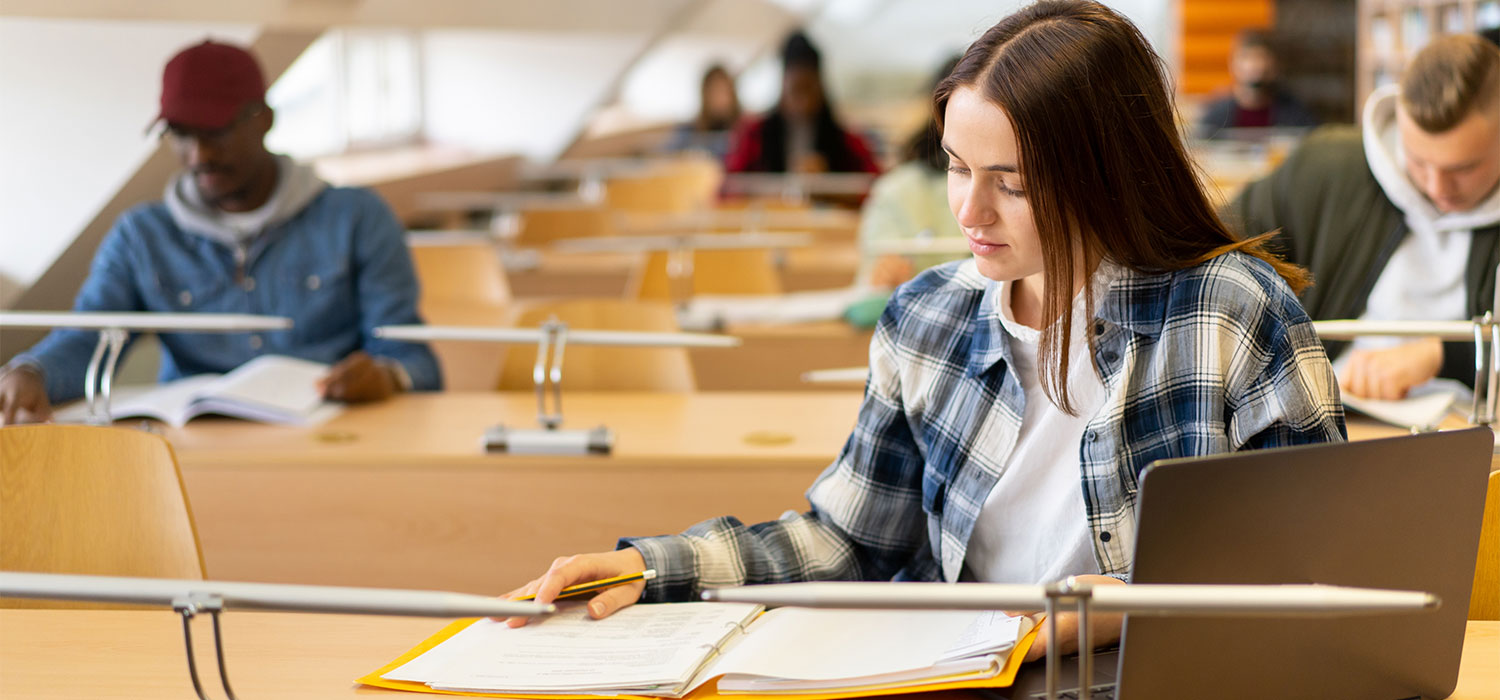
[
  {"x1": 408, "y1": 239, "x2": 513, "y2": 308},
  {"x1": 632, "y1": 249, "x2": 784, "y2": 301},
  {"x1": 497, "y1": 299, "x2": 696, "y2": 392},
  {"x1": 605, "y1": 158, "x2": 722, "y2": 214},
  {"x1": 1472, "y1": 469, "x2": 1500, "y2": 620},
  {"x1": 1, "y1": 425, "x2": 205, "y2": 608},
  {"x1": 517, "y1": 206, "x2": 616, "y2": 245}
]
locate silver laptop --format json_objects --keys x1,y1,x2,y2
[{"x1": 1003, "y1": 427, "x2": 1493, "y2": 700}]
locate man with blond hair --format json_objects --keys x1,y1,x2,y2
[{"x1": 1227, "y1": 33, "x2": 1500, "y2": 400}]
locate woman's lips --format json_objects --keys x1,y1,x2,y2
[{"x1": 967, "y1": 236, "x2": 1007, "y2": 256}]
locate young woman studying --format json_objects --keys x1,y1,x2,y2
[{"x1": 504, "y1": 0, "x2": 1345, "y2": 659}]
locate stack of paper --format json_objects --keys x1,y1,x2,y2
[{"x1": 368, "y1": 602, "x2": 1035, "y2": 698}]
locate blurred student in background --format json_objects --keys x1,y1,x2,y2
[
  {"x1": 855, "y1": 56, "x2": 965, "y2": 292},
  {"x1": 1225, "y1": 34, "x2": 1500, "y2": 400},
  {"x1": 662, "y1": 64, "x2": 742, "y2": 162},
  {"x1": 724, "y1": 31, "x2": 880, "y2": 175},
  {"x1": 1197, "y1": 29, "x2": 1318, "y2": 139},
  {"x1": 0, "y1": 40, "x2": 441, "y2": 425},
  {"x1": 844, "y1": 57, "x2": 965, "y2": 327}
]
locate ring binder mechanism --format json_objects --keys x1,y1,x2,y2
[{"x1": 482, "y1": 318, "x2": 616, "y2": 455}]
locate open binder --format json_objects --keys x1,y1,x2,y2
[{"x1": 358, "y1": 602, "x2": 1039, "y2": 699}]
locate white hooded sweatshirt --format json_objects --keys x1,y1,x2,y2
[{"x1": 1351, "y1": 85, "x2": 1500, "y2": 355}]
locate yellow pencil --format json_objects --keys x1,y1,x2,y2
[{"x1": 513, "y1": 570, "x2": 657, "y2": 602}]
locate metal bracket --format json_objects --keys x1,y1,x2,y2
[
  {"x1": 82, "y1": 327, "x2": 128, "y2": 425},
  {"x1": 1039, "y1": 576, "x2": 1097, "y2": 700},
  {"x1": 532, "y1": 319, "x2": 568, "y2": 430},
  {"x1": 1471, "y1": 313, "x2": 1498, "y2": 426},
  {"x1": 483, "y1": 318, "x2": 614, "y2": 455},
  {"x1": 171, "y1": 593, "x2": 239, "y2": 700}
]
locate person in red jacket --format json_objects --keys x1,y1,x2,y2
[{"x1": 723, "y1": 31, "x2": 880, "y2": 175}]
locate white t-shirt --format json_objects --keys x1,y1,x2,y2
[{"x1": 963, "y1": 273, "x2": 1114, "y2": 583}]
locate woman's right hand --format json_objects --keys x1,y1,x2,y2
[{"x1": 501, "y1": 548, "x2": 648, "y2": 627}]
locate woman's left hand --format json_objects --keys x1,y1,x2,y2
[{"x1": 1006, "y1": 575, "x2": 1127, "y2": 662}]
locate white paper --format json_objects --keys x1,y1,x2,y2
[
  {"x1": 677, "y1": 287, "x2": 868, "y2": 330},
  {"x1": 388, "y1": 602, "x2": 760, "y2": 695},
  {"x1": 1342, "y1": 382, "x2": 1463, "y2": 430},
  {"x1": 384, "y1": 602, "x2": 1025, "y2": 698},
  {"x1": 705, "y1": 608, "x2": 1021, "y2": 687}
]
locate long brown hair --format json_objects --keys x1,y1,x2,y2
[{"x1": 934, "y1": 0, "x2": 1307, "y2": 414}]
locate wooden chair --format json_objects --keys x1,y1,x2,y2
[
  {"x1": 605, "y1": 157, "x2": 722, "y2": 215},
  {"x1": 408, "y1": 238, "x2": 512, "y2": 308},
  {"x1": 516, "y1": 206, "x2": 616, "y2": 245},
  {"x1": 631, "y1": 249, "x2": 784, "y2": 301},
  {"x1": 1472, "y1": 469, "x2": 1500, "y2": 620},
  {"x1": 1, "y1": 425, "x2": 205, "y2": 608},
  {"x1": 408, "y1": 238, "x2": 514, "y2": 391},
  {"x1": 497, "y1": 299, "x2": 696, "y2": 392}
]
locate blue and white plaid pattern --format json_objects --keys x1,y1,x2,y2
[{"x1": 625, "y1": 253, "x2": 1345, "y2": 601}]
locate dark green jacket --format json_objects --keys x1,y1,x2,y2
[{"x1": 1222, "y1": 126, "x2": 1500, "y2": 386}]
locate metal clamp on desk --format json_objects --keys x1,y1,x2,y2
[
  {"x1": 171, "y1": 592, "x2": 239, "y2": 700},
  {"x1": 82, "y1": 327, "x2": 128, "y2": 425},
  {"x1": 1039, "y1": 577, "x2": 1100, "y2": 700},
  {"x1": 483, "y1": 319, "x2": 615, "y2": 455},
  {"x1": 1471, "y1": 312, "x2": 1498, "y2": 426}
]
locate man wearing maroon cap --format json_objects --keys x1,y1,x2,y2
[{"x1": 0, "y1": 40, "x2": 441, "y2": 424}]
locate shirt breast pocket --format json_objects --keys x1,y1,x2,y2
[
  {"x1": 152, "y1": 270, "x2": 231, "y2": 312},
  {"x1": 278, "y1": 263, "x2": 354, "y2": 340}
]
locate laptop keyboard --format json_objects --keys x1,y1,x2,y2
[{"x1": 1028, "y1": 684, "x2": 1118, "y2": 700}]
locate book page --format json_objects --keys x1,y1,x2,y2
[
  {"x1": 384, "y1": 602, "x2": 761, "y2": 696},
  {"x1": 704, "y1": 608, "x2": 1023, "y2": 685},
  {"x1": 54, "y1": 375, "x2": 219, "y2": 428},
  {"x1": 191, "y1": 354, "x2": 332, "y2": 424}
]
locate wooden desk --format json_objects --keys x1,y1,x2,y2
[
  {"x1": 1346, "y1": 415, "x2": 1500, "y2": 472},
  {"x1": 692, "y1": 321, "x2": 874, "y2": 392},
  {"x1": 1, "y1": 611, "x2": 1494, "y2": 699},
  {"x1": 163, "y1": 392, "x2": 861, "y2": 595}
]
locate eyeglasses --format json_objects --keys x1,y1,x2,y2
[{"x1": 163, "y1": 106, "x2": 263, "y2": 148}]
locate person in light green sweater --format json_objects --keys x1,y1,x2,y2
[{"x1": 847, "y1": 58, "x2": 966, "y2": 327}]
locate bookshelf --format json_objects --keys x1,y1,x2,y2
[{"x1": 1357, "y1": 0, "x2": 1500, "y2": 114}]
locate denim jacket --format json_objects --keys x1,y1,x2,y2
[{"x1": 15, "y1": 186, "x2": 441, "y2": 402}]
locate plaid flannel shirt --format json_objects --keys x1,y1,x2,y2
[{"x1": 625, "y1": 253, "x2": 1345, "y2": 601}]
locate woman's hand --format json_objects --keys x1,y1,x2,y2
[
  {"x1": 501, "y1": 548, "x2": 648, "y2": 627},
  {"x1": 1006, "y1": 575, "x2": 1127, "y2": 662}
]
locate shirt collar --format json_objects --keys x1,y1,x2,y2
[{"x1": 965, "y1": 261, "x2": 1171, "y2": 378}]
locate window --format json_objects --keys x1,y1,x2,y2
[{"x1": 266, "y1": 29, "x2": 422, "y2": 158}]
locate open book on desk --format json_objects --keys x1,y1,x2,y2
[
  {"x1": 56, "y1": 354, "x2": 340, "y2": 428},
  {"x1": 363, "y1": 601, "x2": 1037, "y2": 698}
]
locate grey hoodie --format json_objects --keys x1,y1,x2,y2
[
  {"x1": 1354, "y1": 86, "x2": 1500, "y2": 340},
  {"x1": 163, "y1": 154, "x2": 328, "y2": 251}
]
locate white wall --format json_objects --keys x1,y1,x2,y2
[
  {"x1": 0, "y1": 18, "x2": 257, "y2": 308},
  {"x1": 419, "y1": 29, "x2": 649, "y2": 160},
  {"x1": 810, "y1": 0, "x2": 1173, "y2": 97}
]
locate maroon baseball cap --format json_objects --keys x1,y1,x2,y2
[{"x1": 157, "y1": 40, "x2": 266, "y2": 130}]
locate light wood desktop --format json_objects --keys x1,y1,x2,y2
[
  {"x1": 146, "y1": 390, "x2": 1491, "y2": 595},
  {"x1": 692, "y1": 321, "x2": 875, "y2": 392},
  {"x1": 0, "y1": 610, "x2": 1494, "y2": 699},
  {"x1": 160, "y1": 392, "x2": 862, "y2": 595}
]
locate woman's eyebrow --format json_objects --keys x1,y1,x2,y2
[{"x1": 941, "y1": 142, "x2": 1018, "y2": 173}]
